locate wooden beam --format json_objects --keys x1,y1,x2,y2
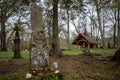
[{"x1": 76, "y1": 40, "x2": 85, "y2": 49}]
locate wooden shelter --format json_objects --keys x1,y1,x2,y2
[{"x1": 72, "y1": 33, "x2": 98, "y2": 48}]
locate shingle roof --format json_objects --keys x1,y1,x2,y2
[{"x1": 72, "y1": 33, "x2": 98, "y2": 44}]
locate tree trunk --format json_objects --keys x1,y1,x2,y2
[
  {"x1": 97, "y1": 9, "x2": 105, "y2": 49},
  {"x1": 66, "y1": 10, "x2": 70, "y2": 49},
  {"x1": 13, "y1": 39, "x2": 21, "y2": 58},
  {"x1": 113, "y1": 23, "x2": 117, "y2": 48},
  {"x1": 93, "y1": 0, "x2": 105, "y2": 48},
  {"x1": 112, "y1": 3, "x2": 120, "y2": 61},
  {"x1": 49, "y1": 0, "x2": 62, "y2": 57},
  {"x1": 90, "y1": 5, "x2": 94, "y2": 37},
  {"x1": 113, "y1": 9, "x2": 117, "y2": 48},
  {"x1": 13, "y1": 30, "x2": 21, "y2": 58},
  {"x1": 117, "y1": 9, "x2": 120, "y2": 48},
  {"x1": 1, "y1": 19, "x2": 7, "y2": 51}
]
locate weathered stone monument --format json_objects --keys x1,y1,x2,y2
[
  {"x1": 27, "y1": 3, "x2": 63, "y2": 79},
  {"x1": 30, "y1": 2, "x2": 49, "y2": 69}
]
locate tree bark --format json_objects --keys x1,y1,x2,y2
[
  {"x1": 13, "y1": 39, "x2": 21, "y2": 58},
  {"x1": 93, "y1": 0, "x2": 105, "y2": 49},
  {"x1": 117, "y1": 9, "x2": 120, "y2": 48},
  {"x1": 113, "y1": 9, "x2": 117, "y2": 48},
  {"x1": 112, "y1": 2, "x2": 120, "y2": 61},
  {"x1": 97, "y1": 8, "x2": 105, "y2": 49},
  {"x1": 13, "y1": 30, "x2": 21, "y2": 58},
  {"x1": 49, "y1": 0, "x2": 62, "y2": 57},
  {"x1": 1, "y1": 16, "x2": 7, "y2": 51},
  {"x1": 113, "y1": 23, "x2": 117, "y2": 48},
  {"x1": 66, "y1": 9, "x2": 70, "y2": 49}
]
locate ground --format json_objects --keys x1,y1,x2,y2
[
  {"x1": 50, "y1": 55, "x2": 120, "y2": 80},
  {"x1": 0, "y1": 49, "x2": 120, "y2": 80}
]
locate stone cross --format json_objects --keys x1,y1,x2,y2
[{"x1": 30, "y1": 2, "x2": 49, "y2": 68}]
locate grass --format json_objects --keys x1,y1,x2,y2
[
  {"x1": 63, "y1": 49, "x2": 82, "y2": 55},
  {"x1": 63, "y1": 48, "x2": 116, "y2": 56},
  {"x1": 0, "y1": 48, "x2": 117, "y2": 61},
  {"x1": 0, "y1": 48, "x2": 119, "y2": 80},
  {"x1": 0, "y1": 51, "x2": 13, "y2": 61},
  {"x1": 0, "y1": 50, "x2": 29, "y2": 61}
]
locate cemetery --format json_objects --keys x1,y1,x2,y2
[{"x1": 0, "y1": 1, "x2": 120, "y2": 80}]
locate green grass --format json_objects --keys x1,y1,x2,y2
[
  {"x1": 90, "y1": 49, "x2": 116, "y2": 56},
  {"x1": 0, "y1": 51, "x2": 13, "y2": 60},
  {"x1": 63, "y1": 49, "x2": 82, "y2": 55},
  {"x1": 0, "y1": 48, "x2": 117, "y2": 61},
  {"x1": 0, "y1": 50, "x2": 29, "y2": 61},
  {"x1": 63, "y1": 48, "x2": 116, "y2": 56}
]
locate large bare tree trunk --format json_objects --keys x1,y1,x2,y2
[
  {"x1": 1, "y1": 17, "x2": 7, "y2": 51},
  {"x1": 49, "y1": 0, "x2": 62, "y2": 57}
]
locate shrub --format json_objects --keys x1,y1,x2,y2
[{"x1": 82, "y1": 48, "x2": 92, "y2": 56}]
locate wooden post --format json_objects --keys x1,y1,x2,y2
[{"x1": 88, "y1": 43, "x2": 89, "y2": 48}]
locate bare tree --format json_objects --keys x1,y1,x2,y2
[
  {"x1": 111, "y1": 0, "x2": 120, "y2": 61},
  {"x1": 92, "y1": 0, "x2": 111, "y2": 48}
]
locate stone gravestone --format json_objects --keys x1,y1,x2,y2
[
  {"x1": 31, "y1": 2, "x2": 43, "y2": 31},
  {"x1": 30, "y1": 2, "x2": 49, "y2": 69}
]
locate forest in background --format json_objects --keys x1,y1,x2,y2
[{"x1": 0, "y1": 0, "x2": 120, "y2": 51}]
